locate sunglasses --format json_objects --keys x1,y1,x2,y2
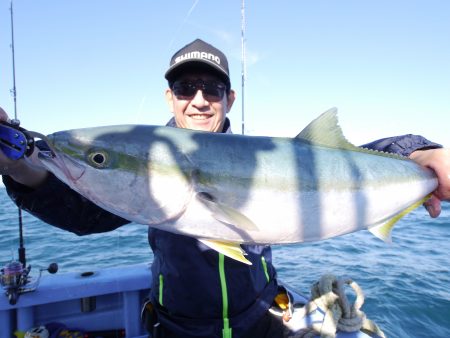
[{"x1": 171, "y1": 79, "x2": 227, "y2": 102}]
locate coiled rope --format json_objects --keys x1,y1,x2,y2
[{"x1": 284, "y1": 274, "x2": 386, "y2": 338}]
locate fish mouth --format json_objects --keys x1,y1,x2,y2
[
  {"x1": 38, "y1": 149, "x2": 86, "y2": 183},
  {"x1": 31, "y1": 130, "x2": 86, "y2": 183}
]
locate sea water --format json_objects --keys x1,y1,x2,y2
[{"x1": 0, "y1": 187, "x2": 449, "y2": 337}]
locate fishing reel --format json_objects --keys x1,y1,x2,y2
[
  {"x1": 1, "y1": 260, "x2": 58, "y2": 305},
  {"x1": 0, "y1": 119, "x2": 35, "y2": 160},
  {"x1": 1, "y1": 120, "x2": 59, "y2": 305}
]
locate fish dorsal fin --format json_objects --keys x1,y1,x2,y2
[
  {"x1": 296, "y1": 108, "x2": 408, "y2": 160},
  {"x1": 296, "y1": 108, "x2": 359, "y2": 151},
  {"x1": 199, "y1": 239, "x2": 252, "y2": 265}
]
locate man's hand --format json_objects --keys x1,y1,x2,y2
[
  {"x1": 0, "y1": 106, "x2": 48, "y2": 188},
  {"x1": 0, "y1": 106, "x2": 19, "y2": 175},
  {"x1": 409, "y1": 148, "x2": 450, "y2": 218}
]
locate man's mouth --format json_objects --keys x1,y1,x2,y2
[{"x1": 188, "y1": 114, "x2": 212, "y2": 120}]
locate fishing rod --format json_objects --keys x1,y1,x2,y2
[
  {"x1": 240, "y1": 0, "x2": 246, "y2": 135},
  {"x1": 10, "y1": 0, "x2": 18, "y2": 121},
  {"x1": 9, "y1": 0, "x2": 27, "y2": 269},
  {"x1": 0, "y1": 0, "x2": 58, "y2": 306}
]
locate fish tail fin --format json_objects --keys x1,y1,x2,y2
[
  {"x1": 199, "y1": 239, "x2": 252, "y2": 265},
  {"x1": 368, "y1": 194, "x2": 432, "y2": 243}
]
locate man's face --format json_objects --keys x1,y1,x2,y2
[{"x1": 165, "y1": 71, "x2": 235, "y2": 133}]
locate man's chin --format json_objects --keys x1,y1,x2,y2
[{"x1": 187, "y1": 119, "x2": 216, "y2": 132}]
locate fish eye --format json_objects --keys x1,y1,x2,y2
[
  {"x1": 87, "y1": 150, "x2": 109, "y2": 168},
  {"x1": 93, "y1": 153, "x2": 105, "y2": 164}
]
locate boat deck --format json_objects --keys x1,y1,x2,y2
[
  {"x1": 0, "y1": 263, "x2": 151, "y2": 337},
  {"x1": 0, "y1": 263, "x2": 379, "y2": 338}
]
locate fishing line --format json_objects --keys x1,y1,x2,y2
[
  {"x1": 133, "y1": 1, "x2": 200, "y2": 124},
  {"x1": 168, "y1": 0, "x2": 200, "y2": 49}
]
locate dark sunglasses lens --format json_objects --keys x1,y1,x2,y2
[
  {"x1": 202, "y1": 83, "x2": 225, "y2": 101},
  {"x1": 172, "y1": 81, "x2": 226, "y2": 102},
  {"x1": 173, "y1": 83, "x2": 197, "y2": 98}
]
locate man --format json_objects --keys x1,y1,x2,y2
[{"x1": 1, "y1": 39, "x2": 449, "y2": 337}]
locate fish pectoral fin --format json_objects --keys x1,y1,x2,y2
[
  {"x1": 196, "y1": 192, "x2": 259, "y2": 231},
  {"x1": 368, "y1": 195, "x2": 432, "y2": 243},
  {"x1": 199, "y1": 239, "x2": 252, "y2": 265}
]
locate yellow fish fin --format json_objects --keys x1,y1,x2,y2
[
  {"x1": 296, "y1": 108, "x2": 407, "y2": 161},
  {"x1": 369, "y1": 194, "x2": 432, "y2": 243},
  {"x1": 199, "y1": 239, "x2": 252, "y2": 265},
  {"x1": 196, "y1": 192, "x2": 258, "y2": 231}
]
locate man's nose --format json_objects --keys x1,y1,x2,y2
[{"x1": 191, "y1": 89, "x2": 207, "y2": 105}]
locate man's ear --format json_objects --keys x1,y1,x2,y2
[
  {"x1": 226, "y1": 90, "x2": 236, "y2": 112},
  {"x1": 165, "y1": 89, "x2": 175, "y2": 112}
]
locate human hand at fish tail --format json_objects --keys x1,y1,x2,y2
[{"x1": 409, "y1": 148, "x2": 450, "y2": 218}]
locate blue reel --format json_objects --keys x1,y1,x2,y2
[{"x1": 0, "y1": 120, "x2": 34, "y2": 160}]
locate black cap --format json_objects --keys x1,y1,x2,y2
[{"x1": 165, "y1": 39, "x2": 230, "y2": 89}]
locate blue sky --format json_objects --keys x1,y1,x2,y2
[{"x1": 1, "y1": 0, "x2": 449, "y2": 146}]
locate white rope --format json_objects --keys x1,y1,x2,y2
[{"x1": 285, "y1": 274, "x2": 386, "y2": 338}]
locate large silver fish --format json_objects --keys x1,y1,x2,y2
[{"x1": 38, "y1": 109, "x2": 438, "y2": 264}]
